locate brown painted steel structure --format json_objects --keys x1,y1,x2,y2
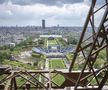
[{"x1": 0, "y1": 0, "x2": 108, "y2": 90}]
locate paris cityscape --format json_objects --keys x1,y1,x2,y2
[{"x1": 0, "y1": 0, "x2": 108, "y2": 90}]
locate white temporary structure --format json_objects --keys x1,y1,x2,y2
[{"x1": 40, "y1": 35, "x2": 62, "y2": 38}]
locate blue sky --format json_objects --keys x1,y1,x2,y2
[{"x1": 0, "y1": 0, "x2": 104, "y2": 26}]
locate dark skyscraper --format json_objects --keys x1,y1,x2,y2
[{"x1": 42, "y1": 19, "x2": 45, "y2": 29}]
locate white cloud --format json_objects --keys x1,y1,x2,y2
[{"x1": 0, "y1": 1, "x2": 105, "y2": 26}]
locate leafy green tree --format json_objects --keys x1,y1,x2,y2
[
  {"x1": 68, "y1": 37, "x2": 78, "y2": 45},
  {"x1": 0, "y1": 52, "x2": 9, "y2": 63},
  {"x1": 38, "y1": 39, "x2": 44, "y2": 45}
]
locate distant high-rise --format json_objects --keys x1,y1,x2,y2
[{"x1": 42, "y1": 19, "x2": 45, "y2": 29}]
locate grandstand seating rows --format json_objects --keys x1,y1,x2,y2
[{"x1": 32, "y1": 46, "x2": 73, "y2": 55}]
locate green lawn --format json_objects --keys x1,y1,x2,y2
[
  {"x1": 2, "y1": 60, "x2": 35, "y2": 70},
  {"x1": 56, "y1": 38, "x2": 67, "y2": 47},
  {"x1": 49, "y1": 59, "x2": 66, "y2": 86},
  {"x1": 49, "y1": 59, "x2": 66, "y2": 69},
  {"x1": 52, "y1": 73, "x2": 65, "y2": 86},
  {"x1": 48, "y1": 40, "x2": 58, "y2": 45},
  {"x1": 66, "y1": 53, "x2": 73, "y2": 61}
]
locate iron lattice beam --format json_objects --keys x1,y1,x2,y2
[{"x1": 69, "y1": 0, "x2": 108, "y2": 89}]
